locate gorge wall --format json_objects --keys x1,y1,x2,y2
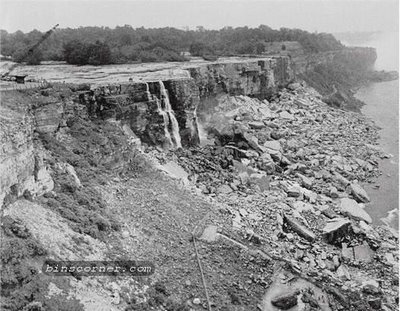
[
  {"x1": 80, "y1": 57, "x2": 294, "y2": 149},
  {"x1": 0, "y1": 47, "x2": 381, "y2": 207}
]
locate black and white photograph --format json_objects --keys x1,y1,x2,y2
[{"x1": 0, "y1": 0, "x2": 398, "y2": 310}]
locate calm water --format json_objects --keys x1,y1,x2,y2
[
  {"x1": 351, "y1": 31, "x2": 399, "y2": 229},
  {"x1": 356, "y1": 80, "x2": 399, "y2": 229}
]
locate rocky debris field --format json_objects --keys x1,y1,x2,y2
[
  {"x1": 1, "y1": 81, "x2": 398, "y2": 311},
  {"x1": 150, "y1": 82, "x2": 399, "y2": 310}
]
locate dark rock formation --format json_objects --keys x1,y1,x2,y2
[{"x1": 271, "y1": 290, "x2": 299, "y2": 309}]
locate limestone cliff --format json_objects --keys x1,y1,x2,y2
[
  {"x1": 79, "y1": 57, "x2": 294, "y2": 149},
  {"x1": 0, "y1": 91, "x2": 62, "y2": 207}
]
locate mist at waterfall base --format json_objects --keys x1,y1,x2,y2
[{"x1": 347, "y1": 31, "x2": 399, "y2": 230}]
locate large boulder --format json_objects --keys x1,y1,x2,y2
[
  {"x1": 271, "y1": 291, "x2": 299, "y2": 310},
  {"x1": 263, "y1": 140, "x2": 282, "y2": 162},
  {"x1": 248, "y1": 121, "x2": 265, "y2": 129},
  {"x1": 340, "y1": 198, "x2": 372, "y2": 223},
  {"x1": 322, "y1": 218, "x2": 352, "y2": 244},
  {"x1": 349, "y1": 182, "x2": 370, "y2": 203},
  {"x1": 283, "y1": 214, "x2": 316, "y2": 242},
  {"x1": 279, "y1": 111, "x2": 295, "y2": 120}
]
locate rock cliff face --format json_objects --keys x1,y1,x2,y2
[
  {"x1": 291, "y1": 47, "x2": 380, "y2": 111},
  {"x1": 291, "y1": 47, "x2": 377, "y2": 75},
  {"x1": 80, "y1": 57, "x2": 294, "y2": 149},
  {"x1": 0, "y1": 50, "x2": 379, "y2": 207},
  {"x1": 0, "y1": 57, "x2": 293, "y2": 207},
  {"x1": 0, "y1": 92, "x2": 62, "y2": 207}
]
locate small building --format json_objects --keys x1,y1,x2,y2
[{"x1": 14, "y1": 75, "x2": 27, "y2": 84}]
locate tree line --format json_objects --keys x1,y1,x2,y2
[{"x1": 0, "y1": 25, "x2": 344, "y2": 65}]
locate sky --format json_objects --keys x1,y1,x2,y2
[{"x1": 0, "y1": 0, "x2": 398, "y2": 34}]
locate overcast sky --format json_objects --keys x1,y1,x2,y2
[{"x1": 0, "y1": 0, "x2": 398, "y2": 33}]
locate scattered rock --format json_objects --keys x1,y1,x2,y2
[{"x1": 340, "y1": 198, "x2": 372, "y2": 223}]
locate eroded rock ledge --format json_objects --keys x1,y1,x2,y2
[{"x1": 78, "y1": 57, "x2": 294, "y2": 148}]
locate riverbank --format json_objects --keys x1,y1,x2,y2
[
  {"x1": 150, "y1": 82, "x2": 399, "y2": 310},
  {"x1": 356, "y1": 79, "x2": 399, "y2": 231}
]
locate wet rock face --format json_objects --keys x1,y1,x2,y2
[{"x1": 163, "y1": 79, "x2": 200, "y2": 147}]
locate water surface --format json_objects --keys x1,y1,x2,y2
[{"x1": 356, "y1": 80, "x2": 399, "y2": 229}]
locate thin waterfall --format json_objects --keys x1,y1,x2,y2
[
  {"x1": 158, "y1": 81, "x2": 182, "y2": 149},
  {"x1": 144, "y1": 82, "x2": 152, "y2": 101}
]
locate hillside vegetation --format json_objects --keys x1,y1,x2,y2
[{"x1": 0, "y1": 25, "x2": 343, "y2": 65}]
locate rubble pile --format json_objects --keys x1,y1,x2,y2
[{"x1": 166, "y1": 82, "x2": 398, "y2": 310}]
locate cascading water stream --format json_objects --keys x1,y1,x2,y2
[
  {"x1": 158, "y1": 81, "x2": 182, "y2": 149},
  {"x1": 143, "y1": 81, "x2": 182, "y2": 149}
]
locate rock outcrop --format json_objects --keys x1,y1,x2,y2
[
  {"x1": 0, "y1": 92, "x2": 57, "y2": 207},
  {"x1": 77, "y1": 57, "x2": 294, "y2": 150}
]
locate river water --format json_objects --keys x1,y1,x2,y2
[{"x1": 350, "y1": 32, "x2": 399, "y2": 230}]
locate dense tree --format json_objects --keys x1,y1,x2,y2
[
  {"x1": 0, "y1": 25, "x2": 344, "y2": 65},
  {"x1": 63, "y1": 40, "x2": 112, "y2": 65}
]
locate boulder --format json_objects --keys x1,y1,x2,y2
[
  {"x1": 287, "y1": 82, "x2": 301, "y2": 91},
  {"x1": 340, "y1": 198, "x2": 372, "y2": 223},
  {"x1": 328, "y1": 186, "x2": 339, "y2": 199},
  {"x1": 349, "y1": 182, "x2": 370, "y2": 203},
  {"x1": 362, "y1": 281, "x2": 381, "y2": 295},
  {"x1": 297, "y1": 173, "x2": 313, "y2": 189},
  {"x1": 217, "y1": 184, "x2": 233, "y2": 194},
  {"x1": 281, "y1": 181, "x2": 302, "y2": 198},
  {"x1": 294, "y1": 98, "x2": 311, "y2": 108},
  {"x1": 248, "y1": 121, "x2": 265, "y2": 129},
  {"x1": 336, "y1": 264, "x2": 351, "y2": 280},
  {"x1": 279, "y1": 111, "x2": 295, "y2": 120},
  {"x1": 354, "y1": 241, "x2": 374, "y2": 262},
  {"x1": 341, "y1": 243, "x2": 354, "y2": 261},
  {"x1": 199, "y1": 225, "x2": 220, "y2": 243},
  {"x1": 257, "y1": 153, "x2": 275, "y2": 173},
  {"x1": 334, "y1": 172, "x2": 351, "y2": 187},
  {"x1": 283, "y1": 214, "x2": 316, "y2": 242},
  {"x1": 263, "y1": 140, "x2": 283, "y2": 162},
  {"x1": 242, "y1": 132, "x2": 264, "y2": 154},
  {"x1": 263, "y1": 140, "x2": 282, "y2": 152},
  {"x1": 249, "y1": 173, "x2": 270, "y2": 192},
  {"x1": 322, "y1": 218, "x2": 352, "y2": 244},
  {"x1": 271, "y1": 291, "x2": 299, "y2": 310}
]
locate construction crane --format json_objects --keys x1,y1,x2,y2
[{"x1": 1, "y1": 24, "x2": 59, "y2": 83}]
